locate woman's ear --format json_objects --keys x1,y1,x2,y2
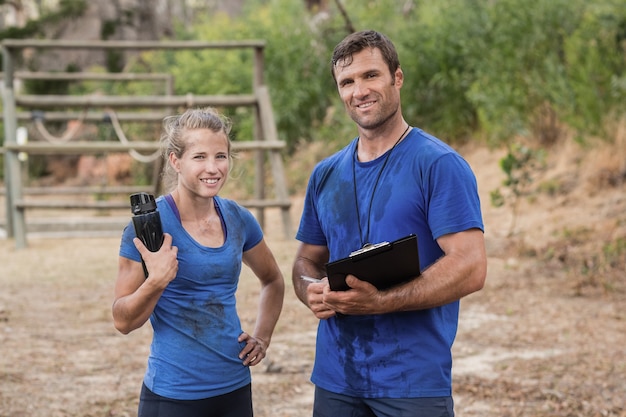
[{"x1": 168, "y1": 152, "x2": 180, "y2": 173}]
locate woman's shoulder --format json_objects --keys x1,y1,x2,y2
[
  {"x1": 214, "y1": 196, "x2": 256, "y2": 223},
  {"x1": 214, "y1": 195, "x2": 243, "y2": 211}
]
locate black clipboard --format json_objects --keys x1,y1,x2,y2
[{"x1": 326, "y1": 234, "x2": 421, "y2": 291}]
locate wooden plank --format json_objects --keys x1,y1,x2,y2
[
  {"x1": 15, "y1": 94, "x2": 257, "y2": 108},
  {"x1": 15, "y1": 200, "x2": 129, "y2": 210},
  {"x1": 0, "y1": 185, "x2": 153, "y2": 196},
  {"x1": 2, "y1": 39, "x2": 265, "y2": 50},
  {"x1": 3, "y1": 140, "x2": 285, "y2": 154},
  {"x1": 15, "y1": 198, "x2": 291, "y2": 210},
  {"x1": 11, "y1": 71, "x2": 173, "y2": 81},
  {"x1": 7, "y1": 111, "x2": 170, "y2": 122}
]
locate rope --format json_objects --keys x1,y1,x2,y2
[
  {"x1": 32, "y1": 109, "x2": 86, "y2": 143},
  {"x1": 105, "y1": 110, "x2": 162, "y2": 163}
]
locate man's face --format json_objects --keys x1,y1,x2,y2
[{"x1": 333, "y1": 47, "x2": 403, "y2": 131}]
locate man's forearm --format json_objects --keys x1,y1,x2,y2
[{"x1": 379, "y1": 249, "x2": 486, "y2": 313}]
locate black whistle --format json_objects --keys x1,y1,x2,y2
[{"x1": 130, "y1": 192, "x2": 164, "y2": 278}]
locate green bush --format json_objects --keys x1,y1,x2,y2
[
  {"x1": 562, "y1": 2, "x2": 626, "y2": 137},
  {"x1": 13, "y1": 0, "x2": 624, "y2": 153}
]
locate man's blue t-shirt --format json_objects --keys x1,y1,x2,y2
[
  {"x1": 296, "y1": 127, "x2": 484, "y2": 398},
  {"x1": 119, "y1": 195, "x2": 263, "y2": 400}
]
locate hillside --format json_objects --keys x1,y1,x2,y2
[
  {"x1": 450, "y1": 133, "x2": 626, "y2": 415},
  {"x1": 466, "y1": 132, "x2": 626, "y2": 296}
]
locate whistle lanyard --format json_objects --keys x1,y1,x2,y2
[{"x1": 352, "y1": 125, "x2": 410, "y2": 248}]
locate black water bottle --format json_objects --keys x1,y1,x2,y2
[{"x1": 130, "y1": 192, "x2": 164, "y2": 278}]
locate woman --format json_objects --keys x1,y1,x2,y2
[{"x1": 112, "y1": 107, "x2": 285, "y2": 417}]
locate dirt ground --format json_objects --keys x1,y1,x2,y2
[{"x1": 0, "y1": 139, "x2": 625, "y2": 417}]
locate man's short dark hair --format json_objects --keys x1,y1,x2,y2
[{"x1": 330, "y1": 30, "x2": 401, "y2": 83}]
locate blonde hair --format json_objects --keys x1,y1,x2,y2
[{"x1": 160, "y1": 107, "x2": 233, "y2": 191}]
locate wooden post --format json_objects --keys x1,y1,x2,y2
[
  {"x1": 253, "y1": 46, "x2": 266, "y2": 228},
  {"x1": 257, "y1": 86, "x2": 292, "y2": 238},
  {"x1": 2, "y1": 45, "x2": 26, "y2": 247}
]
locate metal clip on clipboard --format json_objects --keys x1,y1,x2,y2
[{"x1": 349, "y1": 241, "x2": 390, "y2": 257}]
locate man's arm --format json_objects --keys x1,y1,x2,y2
[
  {"x1": 292, "y1": 242, "x2": 335, "y2": 319},
  {"x1": 322, "y1": 228, "x2": 487, "y2": 315}
]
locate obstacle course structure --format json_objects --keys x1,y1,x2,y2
[{"x1": 1, "y1": 39, "x2": 292, "y2": 248}]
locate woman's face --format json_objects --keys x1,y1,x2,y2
[{"x1": 169, "y1": 128, "x2": 230, "y2": 199}]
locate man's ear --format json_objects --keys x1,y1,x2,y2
[{"x1": 393, "y1": 67, "x2": 404, "y2": 87}]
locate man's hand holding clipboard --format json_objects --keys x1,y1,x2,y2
[{"x1": 325, "y1": 234, "x2": 421, "y2": 291}]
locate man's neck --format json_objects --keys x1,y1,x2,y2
[{"x1": 357, "y1": 120, "x2": 409, "y2": 162}]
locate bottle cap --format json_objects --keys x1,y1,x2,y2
[{"x1": 130, "y1": 192, "x2": 157, "y2": 215}]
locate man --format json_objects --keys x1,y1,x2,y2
[{"x1": 292, "y1": 30, "x2": 487, "y2": 417}]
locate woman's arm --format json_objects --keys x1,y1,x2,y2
[
  {"x1": 239, "y1": 238, "x2": 285, "y2": 366},
  {"x1": 112, "y1": 233, "x2": 178, "y2": 334}
]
